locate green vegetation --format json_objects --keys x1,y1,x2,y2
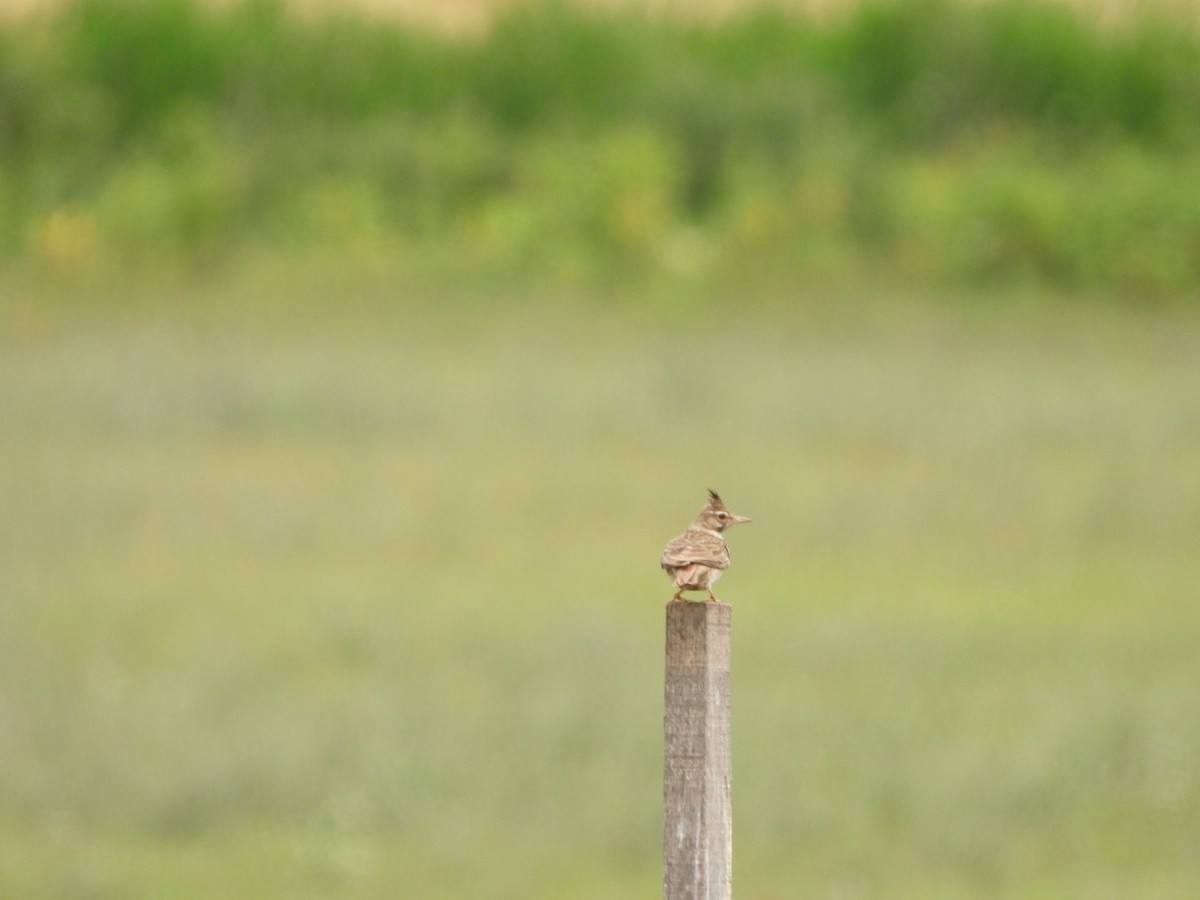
[
  {"x1": 1, "y1": 0, "x2": 1199, "y2": 297},
  {"x1": 3, "y1": 279, "x2": 1200, "y2": 896},
  {"x1": 3, "y1": 1, "x2": 1199, "y2": 895}
]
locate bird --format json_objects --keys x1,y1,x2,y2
[{"x1": 661, "y1": 490, "x2": 751, "y2": 602}]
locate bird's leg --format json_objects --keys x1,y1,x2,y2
[
  {"x1": 706, "y1": 591, "x2": 719, "y2": 603},
  {"x1": 671, "y1": 589, "x2": 685, "y2": 602}
]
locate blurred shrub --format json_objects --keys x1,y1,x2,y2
[
  {"x1": 0, "y1": 0, "x2": 1198, "y2": 298},
  {"x1": 90, "y1": 107, "x2": 245, "y2": 268},
  {"x1": 470, "y1": 127, "x2": 682, "y2": 272},
  {"x1": 876, "y1": 142, "x2": 1200, "y2": 295}
]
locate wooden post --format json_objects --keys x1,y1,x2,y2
[{"x1": 663, "y1": 601, "x2": 732, "y2": 900}]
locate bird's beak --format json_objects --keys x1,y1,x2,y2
[{"x1": 731, "y1": 514, "x2": 752, "y2": 525}]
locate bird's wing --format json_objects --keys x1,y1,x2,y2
[{"x1": 661, "y1": 530, "x2": 730, "y2": 570}]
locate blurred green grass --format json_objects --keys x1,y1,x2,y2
[
  {"x1": 3, "y1": 0, "x2": 1200, "y2": 297},
  {"x1": 2, "y1": 279, "x2": 1198, "y2": 897}
]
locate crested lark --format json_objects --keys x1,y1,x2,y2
[{"x1": 661, "y1": 489, "x2": 751, "y2": 603}]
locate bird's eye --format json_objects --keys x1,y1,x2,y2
[{"x1": 717, "y1": 511, "x2": 728, "y2": 519}]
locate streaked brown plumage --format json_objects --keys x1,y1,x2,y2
[{"x1": 661, "y1": 489, "x2": 751, "y2": 602}]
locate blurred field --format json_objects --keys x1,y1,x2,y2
[
  {"x1": 2, "y1": 0, "x2": 1199, "y2": 895},
  {"x1": 3, "y1": 0, "x2": 1198, "y2": 27},
  {"x1": 2, "y1": 278, "x2": 1199, "y2": 897},
  {"x1": 4, "y1": 0, "x2": 1200, "y2": 298}
]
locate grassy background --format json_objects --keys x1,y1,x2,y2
[
  {"x1": 3, "y1": 0, "x2": 1200, "y2": 297},
  {"x1": 3, "y1": 0, "x2": 1200, "y2": 896},
  {"x1": 3, "y1": 278, "x2": 1200, "y2": 897}
]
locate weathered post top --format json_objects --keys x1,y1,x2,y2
[{"x1": 663, "y1": 600, "x2": 732, "y2": 900}]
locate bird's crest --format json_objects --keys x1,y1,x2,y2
[{"x1": 707, "y1": 489, "x2": 725, "y2": 509}]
